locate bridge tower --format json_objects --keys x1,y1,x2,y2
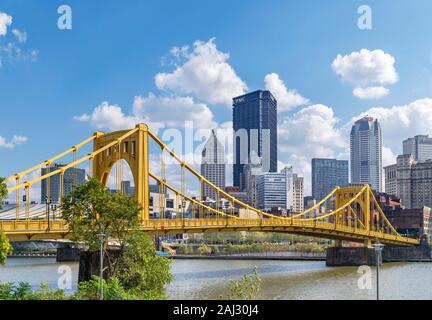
[
  {"x1": 91, "y1": 123, "x2": 150, "y2": 221},
  {"x1": 335, "y1": 185, "x2": 372, "y2": 248}
]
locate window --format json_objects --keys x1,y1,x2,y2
[{"x1": 166, "y1": 199, "x2": 174, "y2": 209}]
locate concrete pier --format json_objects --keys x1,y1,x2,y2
[
  {"x1": 56, "y1": 246, "x2": 81, "y2": 262},
  {"x1": 326, "y1": 235, "x2": 431, "y2": 266},
  {"x1": 326, "y1": 247, "x2": 379, "y2": 266}
]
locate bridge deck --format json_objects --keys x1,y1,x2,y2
[{"x1": 0, "y1": 218, "x2": 419, "y2": 245}]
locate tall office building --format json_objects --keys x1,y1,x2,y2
[
  {"x1": 291, "y1": 173, "x2": 304, "y2": 213},
  {"x1": 256, "y1": 172, "x2": 286, "y2": 211},
  {"x1": 385, "y1": 154, "x2": 432, "y2": 209},
  {"x1": 311, "y1": 158, "x2": 349, "y2": 202},
  {"x1": 403, "y1": 135, "x2": 432, "y2": 162},
  {"x1": 350, "y1": 116, "x2": 382, "y2": 192},
  {"x1": 201, "y1": 130, "x2": 226, "y2": 200},
  {"x1": 233, "y1": 90, "x2": 277, "y2": 191},
  {"x1": 41, "y1": 163, "x2": 86, "y2": 203}
]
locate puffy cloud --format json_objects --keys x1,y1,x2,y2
[
  {"x1": 75, "y1": 94, "x2": 216, "y2": 132},
  {"x1": 332, "y1": 49, "x2": 398, "y2": 99},
  {"x1": 264, "y1": 73, "x2": 309, "y2": 112},
  {"x1": 277, "y1": 98, "x2": 432, "y2": 195},
  {"x1": 11, "y1": 29, "x2": 27, "y2": 43},
  {"x1": 278, "y1": 104, "x2": 348, "y2": 194},
  {"x1": 0, "y1": 134, "x2": 28, "y2": 148},
  {"x1": 349, "y1": 98, "x2": 432, "y2": 155},
  {"x1": 12, "y1": 135, "x2": 28, "y2": 145},
  {"x1": 74, "y1": 102, "x2": 138, "y2": 131},
  {"x1": 0, "y1": 12, "x2": 12, "y2": 36},
  {"x1": 155, "y1": 38, "x2": 247, "y2": 107},
  {"x1": 332, "y1": 49, "x2": 398, "y2": 85},
  {"x1": 133, "y1": 93, "x2": 216, "y2": 130},
  {"x1": 353, "y1": 86, "x2": 389, "y2": 100}
]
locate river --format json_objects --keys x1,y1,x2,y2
[{"x1": 0, "y1": 258, "x2": 431, "y2": 299}]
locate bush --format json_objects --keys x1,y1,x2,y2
[
  {"x1": 0, "y1": 282, "x2": 67, "y2": 300},
  {"x1": 197, "y1": 244, "x2": 212, "y2": 255},
  {"x1": 74, "y1": 276, "x2": 138, "y2": 300},
  {"x1": 222, "y1": 267, "x2": 262, "y2": 300}
]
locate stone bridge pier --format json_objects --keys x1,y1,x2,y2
[{"x1": 326, "y1": 235, "x2": 431, "y2": 266}]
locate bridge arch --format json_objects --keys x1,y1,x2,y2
[{"x1": 92, "y1": 124, "x2": 150, "y2": 220}]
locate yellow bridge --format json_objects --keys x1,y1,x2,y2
[{"x1": 0, "y1": 124, "x2": 419, "y2": 247}]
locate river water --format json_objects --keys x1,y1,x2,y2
[{"x1": 0, "y1": 258, "x2": 431, "y2": 300}]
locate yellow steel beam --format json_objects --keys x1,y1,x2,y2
[{"x1": 4, "y1": 134, "x2": 97, "y2": 183}]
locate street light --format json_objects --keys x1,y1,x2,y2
[
  {"x1": 97, "y1": 233, "x2": 105, "y2": 300},
  {"x1": 371, "y1": 241, "x2": 384, "y2": 300}
]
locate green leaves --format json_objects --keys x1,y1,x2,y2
[
  {"x1": 0, "y1": 232, "x2": 12, "y2": 265},
  {"x1": 61, "y1": 178, "x2": 140, "y2": 250},
  {"x1": 74, "y1": 276, "x2": 138, "y2": 300},
  {"x1": 60, "y1": 178, "x2": 172, "y2": 300},
  {"x1": 0, "y1": 282, "x2": 66, "y2": 300},
  {"x1": 0, "y1": 177, "x2": 7, "y2": 210},
  {"x1": 114, "y1": 232, "x2": 173, "y2": 300},
  {"x1": 222, "y1": 267, "x2": 262, "y2": 300}
]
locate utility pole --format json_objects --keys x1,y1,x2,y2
[
  {"x1": 98, "y1": 233, "x2": 105, "y2": 300},
  {"x1": 372, "y1": 241, "x2": 384, "y2": 300}
]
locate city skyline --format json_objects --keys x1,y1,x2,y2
[{"x1": 2, "y1": 1, "x2": 432, "y2": 197}]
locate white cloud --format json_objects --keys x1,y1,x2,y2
[
  {"x1": 264, "y1": 73, "x2": 309, "y2": 112},
  {"x1": 12, "y1": 135, "x2": 28, "y2": 145},
  {"x1": 155, "y1": 38, "x2": 247, "y2": 107},
  {"x1": 74, "y1": 102, "x2": 138, "y2": 131},
  {"x1": 332, "y1": 49, "x2": 398, "y2": 86},
  {"x1": 0, "y1": 134, "x2": 28, "y2": 148},
  {"x1": 276, "y1": 98, "x2": 432, "y2": 195},
  {"x1": 75, "y1": 94, "x2": 216, "y2": 132},
  {"x1": 0, "y1": 12, "x2": 12, "y2": 36},
  {"x1": 349, "y1": 98, "x2": 432, "y2": 155},
  {"x1": 332, "y1": 49, "x2": 398, "y2": 99},
  {"x1": 133, "y1": 93, "x2": 216, "y2": 129},
  {"x1": 278, "y1": 104, "x2": 348, "y2": 194},
  {"x1": 353, "y1": 86, "x2": 389, "y2": 100},
  {"x1": 11, "y1": 29, "x2": 27, "y2": 43},
  {"x1": 0, "y1": 136, "x2": 13, "y2": 148}
]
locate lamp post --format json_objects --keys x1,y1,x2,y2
[
  {"x1": 371, "y1": 241, "x2": 384, "y2": 300},
  {"x1": 97, "y1": 233, "x2": 105, "y2": 300}
]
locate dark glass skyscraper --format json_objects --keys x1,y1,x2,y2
[
  {"x1": 311, "y1": 158, "x2": 349, "y2": 202},
  {"x1": 233, "y1": 90, "x2": 277, "y2": 190}
]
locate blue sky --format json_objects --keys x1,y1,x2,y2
[{"x1": 1, "y1": 0, "x2": 432, "y2": 195}]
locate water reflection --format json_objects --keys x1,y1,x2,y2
[{"x1": 1, "y1": 258, "x2": 431, "y2": 300}]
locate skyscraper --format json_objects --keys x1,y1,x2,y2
[
  {"x1": 41, "y1": 163, "x2": 86, "y2": 203},
  {"x1": 403, "y1": 135, "x2": 432, "y2": 162},
  {"x1": 201, "y1": 130, "x2": 226, "y2": 200},
  {"x1": 233, "y1": 90, "x2": 277, "y2": 191},
  {"x1": 256, "y1": 172, "x2": 286, "y2": 211},
  {"x1": 312, "y1": 158, "x2": 349, "y2": 202},
  {"x1": 350, "y1": 116, "x2": 382, "y2": 191}
]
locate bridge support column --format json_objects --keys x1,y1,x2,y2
[
  {"x1": 382, "y1": 235, "x2": 431, "y2": 262},
  {"x1": 326, "y1": 247, "x2": 378, "y2": 266}
]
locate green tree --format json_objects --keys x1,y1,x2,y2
[
  {"x1": 61, "y1": 178, "x2": 173, "y2": 299},
  {"x1": 61, "y1": 178, "x2": 141, "y2": 275},
  {"x1": 114, "y1": 232, "x2": 173, "y2": 300},
  {"x1": 0, "y1": 178, "x2": 12, "y2": 265},
  {"x1": 0, "y1": 232, "x2": 12, "y2": 265},
  {"x1": 0, "y1": 178, "x2": 7, "y2": 209},
  {"x1": 222, "y1": 266, "x2": 262, "y2": 300}
]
